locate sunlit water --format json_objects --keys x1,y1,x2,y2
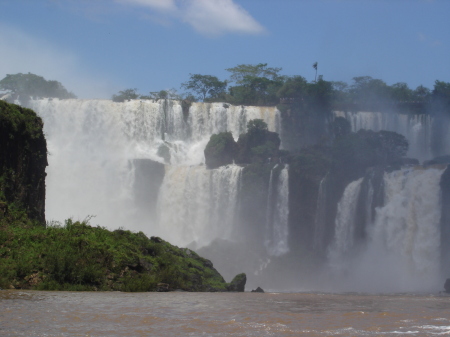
[{"x1": 1, "y1": 291, "x2": 450, "y2": 336}]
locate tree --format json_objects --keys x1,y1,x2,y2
[
  {"x1": 181, "y1": 74, "x2": 227, "y2": 102},
  {"x1": 277, "y1": 76, "x2": 308, "y2": 100},
  {"x1": 225, "y1": 64, "x2": 284, "y2": 106},
  {"x1": 0, "y1": 73, "x2": 76, "y2": 102},
  {"x1": 350, "y1": 76, "x2": 390, "y2": 106},
  {"x1": 412, "y1": 85, "x2": 431, "y2": 101},
  {"x1": 226, "y1": 63, "x2": 282, "y2": 85},
  {"x1": 236, "y1": 119, "x2": 281, "y2": 164},
  {"x1": 390, "y1": 82, "x2": 413, "y2": 102},
  {"x1": 112, "y1": 88, "x2": 139, "y2": 102},
  {"x1": 312, "y1": 62, "x2": 318, "y2": 82},
  {"x1": 141, "y1": 88, "x2": 181, "y2": 100},
  {"x1": 432, "y1": 80, "x2": 450, "y2": 104}
]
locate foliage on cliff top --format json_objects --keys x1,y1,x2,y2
[
  {"x1": 0, "y1": 73, "x2": 76, "y2": 103},
  {"x1": 0, "y1": 214, "x2": 229, "y2": 292},
  {"x1": 0, "y1": 100, "x2": 46, "y2": 139}
]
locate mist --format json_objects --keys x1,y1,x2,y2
[
  {"x1": 24, "y1": 96, "x2": 450, "y2": 292},
  {"x1": 0, "y1": 23, "x2": 116, "y2": 99}
]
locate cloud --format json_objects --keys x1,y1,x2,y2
[
  {"x1": 0, "y1": 24, "x2": 114, "y2": 99},
  {"x1": 116, "y1": 0, "x2": 177, "y2": 12},
  {"x1": 117, "y1": 0, "x2": 265, "y2": 36},
  {"x1": 418, "y1": 32, "x2": 442, "y2": 47},
  {"x1": 183, "y1": 0, "x2": 265, "y2": 37}
]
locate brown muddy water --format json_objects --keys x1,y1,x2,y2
[{"x1": 1, "y1": 290, "x2": 450, "y2": 336}]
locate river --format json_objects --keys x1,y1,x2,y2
[{"x1": 1, "y1": 290, "x2": 450, "y2": 336}]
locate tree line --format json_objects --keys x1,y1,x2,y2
[
  {"x1": 110, "y1": 63, "x2": 450, "y2": 115},
  {"x1": 1, "y1": 68, "x2": 448, "y2": 115}
]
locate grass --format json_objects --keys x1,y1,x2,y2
[{"x1": 0, "y1": 211, "x2": 229, "y2": 292}]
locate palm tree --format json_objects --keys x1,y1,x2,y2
[{"x1": 312, "y1": 62, "x2": 318, "y2": 82}]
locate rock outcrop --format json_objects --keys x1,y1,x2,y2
[
  {"x1": 227, "y1": 273, "x2": 247, "y2": 292},
  {"x1": 0, "y1": 101, "x2": 47, "y2": 223},
  {"x1": 444, "y1": 278, "x2": 450, "y2": 293}
]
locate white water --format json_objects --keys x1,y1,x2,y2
[
  {"x1": 157, "y1": 164, "x2": 243, "y2": 247},
  {"x1": 334, "y1": 111, "x2": 434, "y2": 162},
  {"x1": 28, "y1": 98, "x2": 281, "y2": 245},
  {"x1": 313, "y1": 174, "x2": 328, "y2": 251},
  {"x1": 328, "y1": 167, "x2": 445, "y2": 292},
  {"x1": 328, "y1": 178, "x2": 364, "y2": 272},
  {"x1": 264, "y1": 165, "x2": 290, "y2": 256}
]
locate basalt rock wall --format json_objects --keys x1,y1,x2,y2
[{"x1": 0, "y1": 101, "x2": 47, "y2": 223}]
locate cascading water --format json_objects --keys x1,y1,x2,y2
[
  {"x1": 328, "y1": 167, "x2": 445, "y2": 292},
  {"x1": 313, "y1": 174, "x2": 328, "y2": 252},
  {"x1": 264, "y1": 165, "x2": 290, "y2": 257},
  {"x1": 156, "y1": 164, "x2": 243, "y2": 247},
  {"x1": 27, "y1": 98, "x2": 281, "y2": 247},
  {"x1": 328, "y1": 178, "x2": 364, "y2": 272},
  {"x1": 333, "y1": 111, "x2": 435, "y2": 162}
]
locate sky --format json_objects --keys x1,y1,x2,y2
[{"x1": 0, "y1": 0, "x2": 449, "y2": 99}]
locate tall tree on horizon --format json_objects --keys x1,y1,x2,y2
[{"x1": 312, "y1": 62, "x2": 318, "y2": 82}]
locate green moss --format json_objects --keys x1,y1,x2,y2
[{"x1": 0, "y1": 218, "x2": 228, "y2": 292}]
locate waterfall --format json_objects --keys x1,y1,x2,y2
[
  {"x1": 27, "y1": 98, "x2": 281, "y2": 240},
  {"x1": 264, "y1": 165, "x2": 289, "y2": 257},
  {"x1": 328, "y1": 178, "x2": 364, "y2": 271},
  {"x1": 333, "y1": 111, "x2": 434, "y2": 162},
  {"x1": 313, "y1": 174, "x2": 328, "y2": 251},
  {"x1": 156, "y1": 164, "x2": 243, "y2": 248},
  {"x1": 328, "y1": 167, "x2": 445, "y2": 292}
]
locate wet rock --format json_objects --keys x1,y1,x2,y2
[
  {"x1": 444, "y1": 278, "x2": 450, "y2": 293},
  {"x1": 251, "y1": 287, "x2": 265, "y2": 293},
  {"x1": 227, "y1": 273, "x2": 246, "y2": 292}
]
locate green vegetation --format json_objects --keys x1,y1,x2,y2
[
  {"x1": 203, "y1": 119, "x2": 284, "y2": 168},
  {"x1": 236, "y1": 119, "x2": 282, "y2": 164},
  {"x1": 0, "y1": 101, "x2": 47, "y2": 222},
  {"x1": 0, "y1": 215, "x2": 229, "y2": 292},
  {"x1": 0, "y1": 73, "x2": 76, "y2": 103},
  {"x1": 112, "y1": 88, "x2": 139, "y2": 102},
  {"x1": 181, "y1": 74, "x2": 227, "y2": 102},
  {"x1": 112, "y1": 88, "x2": 183, "y2": 102},
  {"x1": 107, "y1": 63, "x2": 450, "y2": 122},
  {"x1": 204, "y1": 132, "x2": 237, "y2": 169}
]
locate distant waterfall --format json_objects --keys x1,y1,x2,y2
[
  {"x1": 27, "y1": 98, "x2": 281, "y2": 237},
  {"x1": 157, "y1": 165, "x2": 243, "y2": 247},
  {"x1": 313, "y1": 174, "x2": 328, "y2": 251},
  {"x1": 328, "y1": 167, "x2": 445, "y2": 292},
  {"x1": 265, "y1": 165, "x2": 289, "y2": 256},
  {"x1": 333, "y1": 111, "x2": 433, "y2": 162},
  {"x1": 328, "y1": 178, "x2": 364, "y2": 271}
]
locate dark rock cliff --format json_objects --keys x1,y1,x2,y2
[{"x1": 0, "y1": 101, "x2": 47, "y2": 223}]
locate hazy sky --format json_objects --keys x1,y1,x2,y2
[{"x1": 0, "y1": 0, "x2": 449, "y2": 98}]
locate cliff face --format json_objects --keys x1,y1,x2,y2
[{"x1": 0, "y1": 100, "x2": 47, "y2": 223}]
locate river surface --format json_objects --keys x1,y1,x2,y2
[{"x1": 1, "y1": 290, "x2": 450, "y2": 336}]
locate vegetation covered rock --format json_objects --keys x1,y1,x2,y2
[
  {"x1": 236, "y1": 119, "x2": 281, "y2": 164},
  {"x1": 204, "y1": 132, "x2": 238, "y2": 169},
  {"x1": 0, "y1": 101, "x2": 47, "y2": 223},
  {"x1": 0, "y1": 218, "x2": 230, "y2": 292},
  {"x1": 227, "y1": 273, "x2": 246, "y2": 292}
]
